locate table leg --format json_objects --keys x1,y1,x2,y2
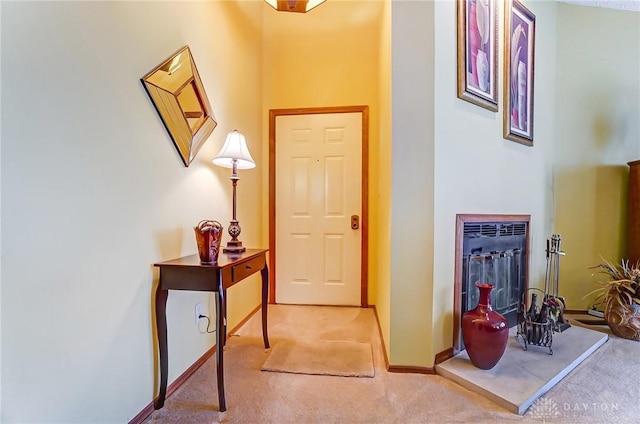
[
  {"x1": 261, "y1": 265, "x2": 270, "y2": 349},
  {"x1": 222, "y1": 289, "x2": 228, "y2": 347},
  {"x1": 216, "y1": 278, "x2": 226, "y2": 412},
  {"x1": 154, "y1": 287, "x2": 169, "y2": 409}
]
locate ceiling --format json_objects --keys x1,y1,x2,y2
[{"x1": 558, "y1": 0, "x2": 640, "y2": 12}]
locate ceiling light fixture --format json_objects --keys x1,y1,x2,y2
[{"x1": 264, "y1": 0, "x2": 327, "y2": 13}]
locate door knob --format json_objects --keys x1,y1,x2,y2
[{"x1": 351, "y1": 215, "x2": 360, "y2": 230}]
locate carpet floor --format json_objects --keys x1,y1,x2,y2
[{"x1": 144, "y1": 305, "x2": 639, "y2": 423}]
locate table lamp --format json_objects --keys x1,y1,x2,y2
[{"x1": 212, "y1": 129, "x2": 256, "y2": 253}]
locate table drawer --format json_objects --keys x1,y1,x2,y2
[{"x1": 231, "y1": 254, "x2": 265, "y2": 283}]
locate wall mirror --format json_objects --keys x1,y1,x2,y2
[{"x1": 142, "y1": 46, "x2": 217, "y2": 167}]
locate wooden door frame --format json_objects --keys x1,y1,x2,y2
[{"x1": 269, "y1": 105, "x2": 369, "y2": 307}]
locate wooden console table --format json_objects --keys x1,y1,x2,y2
[{"x1": 153, "y1": 248, "x2": 269, "y2": 412}]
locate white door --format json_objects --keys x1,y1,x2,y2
[{"x1": 275, "y1": 112, "x2": 362, "y2": 305}]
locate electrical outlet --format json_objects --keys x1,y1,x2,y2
[{"x1": 195, "y1": 302, "x2": 204, "y2": 326}]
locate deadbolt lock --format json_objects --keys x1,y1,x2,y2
[{"x1": 351, "y1": 215, "x2": 360, "y2": 230}]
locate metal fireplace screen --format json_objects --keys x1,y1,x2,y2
[{"x1": 462, "y1": 222, "x2": 527, "y2": 329}]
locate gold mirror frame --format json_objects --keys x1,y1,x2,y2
[{"x1": 142, "y1": 46, "x2": 217, "y2": 166}]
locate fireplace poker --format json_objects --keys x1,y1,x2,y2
[{"x1": 544, "y1": 234, "x2": 571, "y2": 332}]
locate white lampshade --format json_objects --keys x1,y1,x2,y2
[{"x1": 212, "y1": 130, "x2": 256, "y2": 170}]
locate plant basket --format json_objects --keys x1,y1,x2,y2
[
  {"x1": 588, "y1": 258, "x2": 640, "y2": 342},
  {"x1": 605, "y1": 300, "x2": 640, "y2": 341}
]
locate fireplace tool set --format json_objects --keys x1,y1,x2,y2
[{"x1": 517, "y1": 234, "x2": 571, "y2": 354}]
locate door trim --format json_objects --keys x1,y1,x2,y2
[{"x1": 269, "y1": 105, "x2": 369, "y2": 307}]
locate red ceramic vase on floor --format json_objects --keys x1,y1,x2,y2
[{"x1": 461, "y1": 282, "x2": 509, "y2": 370}]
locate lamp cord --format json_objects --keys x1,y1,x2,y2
[{"x1": 198, "y1": 315, "x2": 216, "y2": 334}]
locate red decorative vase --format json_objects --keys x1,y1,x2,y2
[{"x1": 461, "y1": 282, "x2": 509, "y2": 370}]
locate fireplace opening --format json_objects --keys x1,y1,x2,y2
[{"x1": 454, "y1": 215, "x2": 530, "y2": 353}]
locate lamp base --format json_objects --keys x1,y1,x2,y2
[{"x1": 223, "y1": 239, "x2": 246, "y2": 253}]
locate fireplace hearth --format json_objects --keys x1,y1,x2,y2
[
  {"x1": 445, "y1": 215, "x2": 608, "y2": 415},
  {"x1": 437, "y1": 324, "x2": 609, "y2": 414}
]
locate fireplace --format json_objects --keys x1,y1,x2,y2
[
  {"x1": 442, "y1": 215, "x2": 609, "y2": 416},
  {"x1": 453, "y1": 214, "x2": 530, "y2": 353}
]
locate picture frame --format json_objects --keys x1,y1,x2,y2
[
  {"x1": 141, "y1": 46, "x2": 217, "y2": 166},
  {"x1": 457, "y1": 0, "x2": 499, "y2": 112},
  {"x1": 503, "y1": 0, "x2": 535, "y2": 146}
]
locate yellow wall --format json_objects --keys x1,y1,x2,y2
[
  {"x1": 374, "y1": 0, "x2": 393, "y2": 362},
  {"x1": 262, "y1": 1, "x2": 382, "y2": 111},
  {"x1": 1, "y1": 1, "x2": 263, "y2": 422},
  {"x1": 261, "y1": 0, "x2": 384, "y2": 307},
  {"x1": 554, "y1": 4, "x2": 640, "y2": 310}
]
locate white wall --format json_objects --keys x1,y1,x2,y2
[
  {"x1": 1, "y1": 1, "x2": 263, "y2": 422},
  {"x1": 389, "y1": 0, "x2": 436, "y2": 366},
  {"x1": 429, "y1": 0, "x2": 557, "y2": 363},
  {"x1": 555, "y1": 4, "x2": 640, "y2": 308},
  {"x1": 387, "y1": 0, "x2": 558, "y2": 366}
]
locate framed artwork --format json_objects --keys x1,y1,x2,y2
[
  {"x1": 141, "y1": 46, "x2": 217, "y2": 166},
  {"x1": 503, "y1": 0, "x2": 535, "y2": 146},
  {"x1": 457, "y1": 0, "x2": 499, "y2": 111}
]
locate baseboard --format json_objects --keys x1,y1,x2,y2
[
  {"x1": 129, "y1": 401, "x2": 155, "y2": 424},
  {"x1": 387, "y1": 348, "x2": 453, "y2": 374},
  {"x1": 388, "y1": 365, "x2": 435, "y2": 375},
  {"x1": 128, "y1": 304, "x2": 262, "y2": 424},
  {"x1": 434, "y1": 347, "x2": 454, "y2": 365},
  {"x1": 369, "y1": 305, "x2": 446, "y2": 374},
  {"x1": 128, "y1": 344, "x2": 217, "y2": 424},
  {"x1": 228, "y1": 304, "x2": 263, "y2": 337},
  {"x1": 369, "y1": 305, "x2": 390, "y2": 370}
]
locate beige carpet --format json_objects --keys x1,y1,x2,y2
[
  {"x1": 261, "y1": 339, "x2": 374, "y2": 377},
  {"x1": 144, "y1": 305, "x2": 640, "y2": 424}
]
